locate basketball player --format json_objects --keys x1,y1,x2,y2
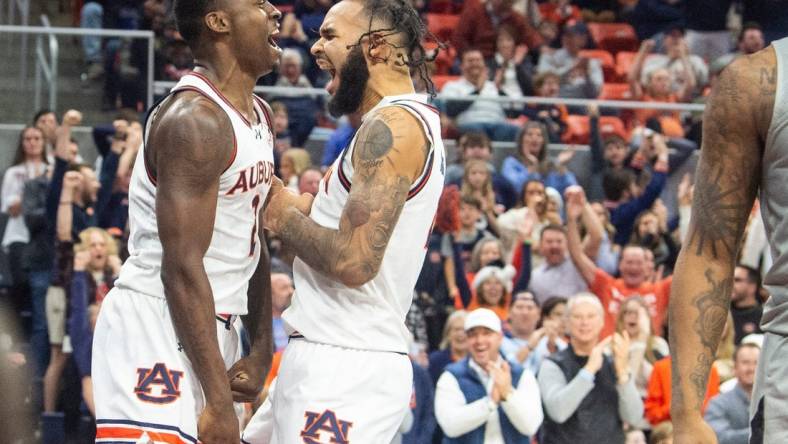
[
  {"x1": 91, "y1": 2, "x2": 285, "y2": 443},
  {"x1": 669, "y1": 41, "x2": 782, "y2": 442},
  {"x1": 243, "y1": 0, "x2": 444, "y2": 442}
]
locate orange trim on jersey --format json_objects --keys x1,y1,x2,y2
[
  {"x1": 189, "y1": 71, "x2": 258, "y2": 128},
  {"x1": 169, "y1": 85, "x2": 239, "y2": 175},
  {"x1": 96, "y1": 426, "x2": 187, "y2": 444}
]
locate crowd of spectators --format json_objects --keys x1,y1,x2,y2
[{"x1": 1, "y1": 0, "x2": 785, "y2": 443}]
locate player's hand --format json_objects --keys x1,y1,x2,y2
[
  {"x1": 263, "y1": 177, "x2": 313, "y2": 234},
  {"x1": 226, "y1": 355, "x2": 267, "y2": 403},
  {"x1": 197, "y1": 403, "x2": 239, "y2": 444},
  {"x1": 673, "y1": 417, "x2": 718, "y2": 444}
]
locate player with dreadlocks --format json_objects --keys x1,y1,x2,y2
[{"x1": 242, "y1": 0, "x2": 445, "y2": 442}]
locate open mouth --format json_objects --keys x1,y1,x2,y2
[{"x1": 268, "y1": 30, "x2": 281, "y2": 52}]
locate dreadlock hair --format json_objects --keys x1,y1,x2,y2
[
  {"x1": 353, "y1": 0, "x2": 445, "y2": 97},
  {"x1": 174, "y1": 0, "x2": 216, "y2": 49}
]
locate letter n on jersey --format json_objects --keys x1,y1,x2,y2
[
  {"x1": 300, "y1": 410, "x2": 353, "y2": 444},
  {"x1": 134, "y1": 363, "x2": 183, "y2": 404}
]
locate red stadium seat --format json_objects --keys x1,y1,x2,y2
[
  {"x1": 563, "y1": 115, "x2": 627, "y2": 144},
  {"x1": 599, "y1": 83, "x2": 631, "y2": 100},
  {"x1": 426, "y1": 14, "x2": 461, "y2": 43},
  {"x1": 588, "y1": 23, "x2": 639, "y2": 55},
  {"x1": 579, "y1": 49, "x2": 617, "y2": 82},
  {"x1": 432, "y1": 75, "x2": 460, "y2": 92}
]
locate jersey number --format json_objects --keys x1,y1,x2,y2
[{"x1": 249, "y1": 193, "x2": 261, "y2": 257}]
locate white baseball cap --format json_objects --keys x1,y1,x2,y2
[{"x1": 464, "y1": 308, "x2": 502, "y2": 333}]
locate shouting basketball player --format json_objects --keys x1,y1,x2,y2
[
  {"x1": 670, "y1": 37, "x2": 783, "y2": 443},
  {"x1": 91, "y1": 2, "x2": 283, "y2": 443},
  {"x1": 243, "y1": 0, "x2": 445, "y2": 442}
]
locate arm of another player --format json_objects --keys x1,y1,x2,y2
[
  {"x1": 669, "y1": 49, "x2": 774, "y2": 443},
  {"x1": 263, "y1": 107, "x2": 427, "y2": 288},
  {"x1": 229, "y1": 221, "x2": 273, "y2": 403},
  {"x1": 153, "y1": 95, "x2": 239, "y2": 443}
]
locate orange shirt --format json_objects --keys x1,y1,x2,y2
[
  {"x1": 644, "y1": 357, "x2": 720, "y2": 426},
  {"x1": 634, "y1": 94, "x2": 684, "y2": 138},
  {"x1": 590, "y1": 269, "x2": 672, "y2": 338}
]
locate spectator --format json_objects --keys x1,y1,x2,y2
[
  {"x1": 297, "y1": 167, "x2": 322, "y2": 197},
  {"x1": 629, "y1": 209, "x2": 680, "y2": 274},
  {"x1": 442, "y1": 195, "x2": 494, "y2": 278},
  {"x1": 730, "y1": 265, "x2": 763, "y2": 345},
  {"x1": 501, "y1": 122, "x2": 578, "y2": 194},
  {"x1": 435, "y1": 308, "x2": 543, "y2": 442},
  {"x1": 624, "y1": 0, "x2": 683, "y2": 42},
  {"x1": 80, "y1": 1, "x2": 105, "y2": 81},
  {"x1": 704, "y1": 343, "x2": 760, "y2": 444},
  {"x1": 736, "y1": 22, "x2": 767, "y2": 56},
  {"x1": 742, "y1": 0, "x2": 788, "y2": 44},
  {"x1": 491, "y1": 26, "x2": 536, "y2": 99},
  {"x1": 497, "y1": 179, "x2": 562, "y2": 257},
  {"x1": 451, "y1": 0, "x2": 543, "y2": 63},
  {"x1": 466, "y1": 237, "x2": 506, "y2": 284},
  {"x1": 614, "y1": 296, "x2": 669, "y2": 399},
  {"x1": 625, "y1": 428, "x2": 648, "y2": 444},
  {"x1": 280, "y1": 148, "x2": 312, "y2": 191},
  {"x1": 521, "y1": 73, "x2": 569, "y2": 142},
  {"x1": 428, "y1": 310, "x2": 468, "y2": 384},
  {"x1": 528, "y1": 224, "x2": 589, "y2": 304},
  {"x1": 442, "y1": 49, "x2": 521, "y2": 141},
  {"x1": 586, "y1": 103, "x2": 632, "y2": 201},
  {"x1": 538, "y1": 294, "x2": 644, "y2": 444},
  {"x1": 588, "y1": 202, "x2": 620, "y2": 275},
  {"x1": 272, "y1": 49, "x2": 320, "y2": 147},
  {"x1": 501, "y1": 291, "x2": 544, "y2": 373},
  {"x1": 160, "y1": 39, "x2": 193, "y2": 81},
  {"x1": 2, "y1": 127, "x2": 48, "y2": 324},
  {"x1": 537, "y1": 22, "x2": 603, "y2": 99},
  {"x1": 270, "y1": 101, "x2": 292, "y2": 155},
  {"x1": 635, "y1": 27, "x2": 708, "y2": 99},
  {"x1": 602, "y1": 134, "x2": 669, "y2": 246},
  {"x1": 467, "y1": 265, "x2": 518, "y2": 321},
  {"x1": 396, "y1": 358, "x2": 436, "y2": 444},
  {"x1": 529, "y1": 296, "x2": 570, "y2": 368},
  {"x1": 67, "y1": 228, "x2": 121, "y2": 416},
  {"x1": 512, "y1": 0, "x2": 542, "y2": 27},
  {"x1": 644, "y1": 356, "x2": 720, "y2": 426},
  {"x1": 271, "y1": 273, "x2": 294, "y2": 353},
  {"x1": 34, "y1": 109, "x2": 58, "y2": 153},
  {"x1": 564, "y1": 186, "x2": 672, "y2": 338},
  {"x1": 321, "y1": 112, "x2": 362, "y2": 168},
  {"x1": 685, "y1": 0, "x2": 734, "y2": 63},
  {"x1": 461, "y1": 160, "x2": 505, "y2": 227},
  {"x1": 538, "y1": 0, "x2": 582, "y2": 28},
  {"x1": 445, "y1": 132, "x2": 518, "y2": 210}
]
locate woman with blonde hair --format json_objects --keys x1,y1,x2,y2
[
  {"x1": 460, "y1": 159, "x2": 502, "y2": 235},
  {"x1": 428, "y1": 310, "x2": 468, "y2": 384},
  {"x1": 280, "y1": 148, "x2": 312, "y2": 190},
  {"x1": 614, "y1": 296, "x2": 670, "y2": 396}
]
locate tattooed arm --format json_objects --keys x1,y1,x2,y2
[
  {"x1": 263, "y1": 107, "x2": 428, "y2": 288},
  {"x1": 669, "y1": 48, "x2": 774, "y2": 441}
]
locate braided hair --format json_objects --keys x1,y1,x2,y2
[{"x1": 353, "y1": 0, "x2": 445, "y2": 96}]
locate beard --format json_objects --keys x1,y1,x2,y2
[{"x1": 327, "y1": 45, "x2": 370, "y2": 118}]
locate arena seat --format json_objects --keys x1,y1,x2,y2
[
  {"x1": 588, "y1": 23, "x2": 639, "y2": 54},
  {"x1": 599, "y1": 83, "x2": 631, "y2": 101},
  {"x1": 579, "y1": 49, "x2": 617, "y2": 82},
  {"x1": 563, "y1": 115, "x2": 627, "y2": 144}
]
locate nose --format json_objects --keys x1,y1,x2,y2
[
  {"x1": 311, "y1": 39, "x2": 323, "y2": 57},
  {"x1": 269, "y1": 4, "x2": 282, "y2": 21}
]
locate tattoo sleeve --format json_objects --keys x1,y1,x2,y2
[
  {"x1": 276, "y1": 108, "x2": 425, "y2": 287},
  {"x1": 669, "y1": 50, "x2": 773, "y2": 418}
]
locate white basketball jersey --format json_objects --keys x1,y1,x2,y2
[
  {"x1": 115, "y1": 72, "x2": 276, "y2": 314},
  {"x1": 283, "y1": 94, "x2": 446, "y2": 353}
]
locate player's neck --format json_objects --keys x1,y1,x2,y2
[
  {"x1": 192, "y1": 59, "x2": 257, "y2": 121},
  {"x1": 359, "y1": 75, "x2": 415, "y2": 116}
]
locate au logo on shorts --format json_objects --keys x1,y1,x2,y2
[
  {"x1": 300, "y1": 410, "x2": 353, "y2": 444},
  {"x1": 134, "y1": 363, "x2": 184, "y2": 404}
]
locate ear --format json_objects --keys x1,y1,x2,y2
[
  {"x1": 366, "y1": 33, "x2": 394, "y2": 64},
  {"x1": 204, "y1": 10, "x2": 231, "y2": 34}
]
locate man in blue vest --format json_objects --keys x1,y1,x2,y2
[{"x1": 435, "y1": 308, "x2": 543, "y2": 443}]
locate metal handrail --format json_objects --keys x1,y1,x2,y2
[
  {"x1": 0, "y1": 24, "x2": 156, "y2": 109},
  {"x1": 153, "y1": 81, "x2": 707, "y2": 112},
  {"x1": 4, "y1": 0, "x2": 29, "y2": 86},
  {"x1": 34, "y1": 15, "x2": 58, "y2": 111}
]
